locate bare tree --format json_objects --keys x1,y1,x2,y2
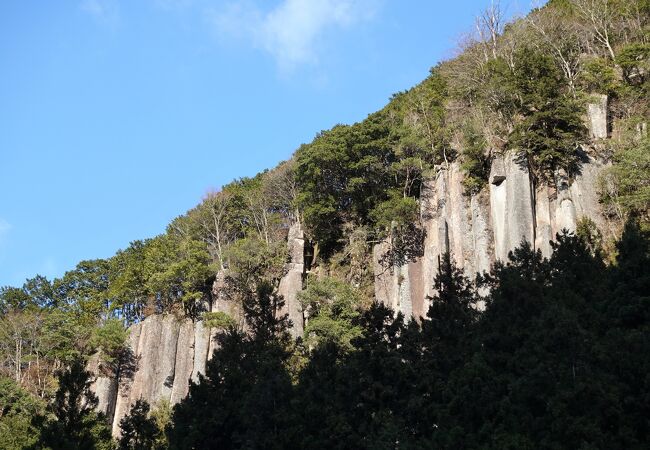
[
  {"x1": 571, "y1": 0, "x2": 617, "y2": 60},
  {"x1": 476, "y1": 1, "x2": 505, "y2": 62},
  {"x1": 264, "y1": 159, "x2": 299, "y2": 222},
  {"x1": 527, "y1": 8, "x2": 585, "y2": 93},
  {"x1": 199, "y1": 190, "x2": 237, "y2": 269}
]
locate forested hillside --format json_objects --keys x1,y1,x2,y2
[{"x1": 1, "y1": 0, "x2": 649, "y2": 448}]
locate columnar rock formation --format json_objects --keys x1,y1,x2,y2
[
  {"x1": 93, "y1": 315, "x2": 216, "y2": 436},
  {"x1": 93, "y1": 100, "x2": 613, "y2": 436},
  {"x1": 92, "y1": 221, "x2": 308, "y2": 436},
  {"x1": 278, "y1": 221, "x2": 306, "y2": 337},
  {"x1": 373, "y1": 97, "x2": 612, "y2": 316}
]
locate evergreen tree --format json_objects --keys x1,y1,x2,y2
[
  {"x1": 118, "y1": 400, "x2": 158, "y2": 450},
  {"x1": 35, "y1": 358, "x2": 114, "y2": 450},
  {"x1": 167, "y1": 281, "x2": 294, "y2": 449}
]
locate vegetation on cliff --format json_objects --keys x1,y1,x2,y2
[
  {"x1": 160, "y1": 225, "x2": 647, "y2": 449},
  {"x1": 1, "y1": 0, "x2": 649, "y2": 448}
]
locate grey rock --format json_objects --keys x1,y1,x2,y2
[
  {"x1": 587, "y1": 94, "x2": 608, "y2": 139},
  {"x1": 278, "y1": 221, "x2": 305, "y2": 337},
  {"x1": 170, "y1": 319, "x2": 195, "y2": 405},
  {"x1": 191, "y1": 320, "x2": 210, "y2": 383},
  {"x1": 87, "y1": 354, "x2": 117, "y2": 421}
]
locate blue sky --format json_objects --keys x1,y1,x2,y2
[{"x1": 0, "y1": 0, "x2": 536, "y2": 287}]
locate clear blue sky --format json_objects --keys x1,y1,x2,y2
[{"x1": 0, "y1": 0, "x2": 536, "y2": 287}]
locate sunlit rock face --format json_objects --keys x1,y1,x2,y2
[
  {"x1": 92, "y1": 221, "x2": 308, "y2": 437},
  {"x1": 278, "y1": 221, "x2": 306, "y2": 338},
  {"x1": 588, "y1": 94, "x2": 608, "y2": 139},
  {"x1": 374, "y1": 149, "x2": 610, "y2": 316},
  {"x1": 93, "y1": 99, "x2": 613, "y2": 436}
]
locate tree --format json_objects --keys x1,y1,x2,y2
[
  {"x1": 53, "y1": 259, "x2": 112, "y2": 326},
  {"x1": 109, "y1": 241, "x2": 150, "y2": 324},
  {"x1": 144, "y1": 233, "x2": 215, "y2": 318},
  {"x1": 571, "y1": 0, "x2": 617, "y2": 60},
  {"x1": 507, "y1": 49, "x2": 587, "y2": 177},
  {"x1": 36, "y1": 358, "x2": 114, "y2": 450},
  {"x1": 527, "y1": 6, "x2": 585, "y2": 92},
  {"x1": 298, "y1": 277, "x2": 363, "y2": 351},
  {"x1": 0, "y1": 376, "x2": 45, "y2": 450},
  {"x1": 193, "y1": 189, "x2": 241, "y2": 270},
  {"x1": 600, "y1": 135, "x2": 650, "y2": 225},
  {"x1": 118, "y1": 400, "x2": 158, "y2": 450},
  {"x1": 167, "y1": 281, "x2": 294, "y2": 449}
]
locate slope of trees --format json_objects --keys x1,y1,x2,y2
[
  {"x1": 1, "y1": 0, "x2": 648, "y2": 447},
  {"x1": 163, "y1": 224, "x2": 649, "y2": 449}
]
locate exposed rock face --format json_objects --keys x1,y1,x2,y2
[
  {"x1": 94, "y1": 102, "x2": 613, "y2": 435},
  {"x1": 278, "y1": 221, "x2": 306, "y2": 337},
  {"x1": 88, "y1": 354, "x2": 117, "y2": 421},
  {"x1": 94, "y1": 315, "x2": 216, "y2": 437},
  {"x1": 94, "y1": 221, "x2": 309, "y2": 437},
  {"x1": 588, "y1": 94, "x2": 608, "y2": 139},
  {"x1": 374, "y1": 149, "x2": 610, "y2": 316}
]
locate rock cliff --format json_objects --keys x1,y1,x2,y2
[
  {"x1": 93, "y1": 98, "x2": 614, "y2": 436},
  {"x1": 373, "y1": 96, "x2": 612, "y2": 315},
  {"x1": 92, "y1": 221, "x2": 307, "y2": 436}
]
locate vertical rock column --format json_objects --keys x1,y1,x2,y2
[
  {"x1": 373, "y1": 241, "x2": 392, "y2": 307},
  {"x1": 111, "y1": 315, "x2": 181, "y2": 436},
  {"x1": 490, "y1": 151, "x2": 535, "y2": 261},
  {"x1": 278, "y1": 221, "x2": 306, "y2": 337},
  {"x1": 588, "y1": 94, "x2": 608, "y2": 139},
  {"x1": 170, "y1": 319, "x2": 195, "y2": 405},
  {"x1": 191, "y1": 320, "x2": 211, "y2": 383},
  {"x1": 111, "y1": 321, "x2": 142, "y2": 436},
  {"x1": 88, "y1": 354, "x2": 118, "y2": 422}
]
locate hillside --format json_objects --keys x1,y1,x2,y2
[{"x1": 1, "y1": 1, "x2": 649, "y2": 448}]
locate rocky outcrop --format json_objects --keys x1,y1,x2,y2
[
  {"x1": 372, "y1": 96, "x2": 614, "y2": 316},
  {"x1": 374, "y1": 150, "x2": 610, "y2": 316},
  {"x1": 95, "y1": 315, "x2": 215, "y2": 437},
  {"x1": 278, "y1": 222, "x2": 306, "y2": 337},
  {"x1": 95, "y1": 100, "x2": 614, "y2": 435},
  {"x1": 88, "y1": 354, "x2": 118, "y2": 421},
  {"x1": 93, "y1": 221, "x2": 309, "y2": 437},
  {"x1": 588, "y1": 94, "x2": 608, "y2": 139}
]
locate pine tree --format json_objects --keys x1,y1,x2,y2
[
  {"x1": 167, "y1": 281, "x2": 294, "y2": 449},
  {"x1": 118, "y1": 400, "x2": 158, "y2": 450},
  {"x1": 36, "y1": 358, "x2": 114, "y2": 450}
]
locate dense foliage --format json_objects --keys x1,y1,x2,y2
[
  {"x1": 1, "y1": 0, "x2": 649, "y2": 448},
  {"x1": 165, "y1": 224, "x2": 649, "y2": 449}
]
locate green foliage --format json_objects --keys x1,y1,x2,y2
[
  {"x1": 298, "y1": 277, "x2": 363, "y2": 351},
  {"x1": 576, "y1": 216, "x2": 605, "y2": 256},
  {"x1": 0, "y1": 377, "x2": 45, "y2": 450},
  {"x1": 144, "y1": 234, "x2": 216, "y2": 318},
  {"x1": 0, "y1": 286, "x2": 33, "y2": 314},
  {"x1": 617, "y1": 43, "x2": 650, "y2": 83},
  {"x1": 149, "y1": 399, "x2": 172, "y2": 450},
  {"x1": 53, "y1": 259, "x2": 111, "y2": 326},
  {"x1": 109, "y1": 241, "x2": 150, "y2": 324},
  {"x1": 202, "y1": 311, "x2": 236, "y2": 329},
  {"x1": 41, "y1": 308, "x2": 87, "y2": 364},
  {"x1": 162, "y1": 227, "x2": 650, "y2": 448},
  {"x1": 90, "y1": 318, "x2": 128, "y2": 365},
  {"x1": 167, "y1": 281, "x2": 294, "y2": 449},
  {"x1": 460, "y1": 122, "x2": 491, "y2": 194},
  {"x1": 509, "y1": 95, "x2": 586, "y2": 176},
  {"x1": 35, "y1": 359, "x2": 114, "y2": 450},
  {"x1": 295, "y1": 114, "x2": 396, "y2": 255},
  {"x1": 118, "y1": 400, "x2": 158, "y2": 450},
  {"x1": 579, "y1": 57, "x2": 619, "y2": 94},
  {"x1": 223, "y1": 237, "x2": 287, "y2": 296},
  {"x1": 600, "y1": 135, "x2": 650, "y2": 224},
  {"x1": 369, "y1": 190, "x2": 419, "y2": 232},
  {"x1": 506, "y1": 49, "x2": 587, "y2": 176}
]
